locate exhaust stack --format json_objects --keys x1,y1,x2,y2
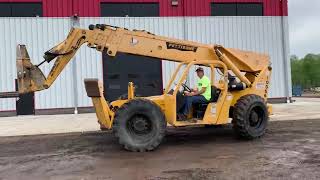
[{"x1": 16, "y1": 45, "x2": 47, "y2": 94}]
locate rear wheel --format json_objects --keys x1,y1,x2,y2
[
  {"x1": 232, "y1": 94, "x2": 269, "y2": 139},
  {"x1": 113, "y1": 99, "x2": 166, "y2": 152}
]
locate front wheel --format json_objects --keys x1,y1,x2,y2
[
  {"x1": 113, "y1": 99, "x2": 167, "y2": 152},
  {"x1": 232, "y1": 94, "x2": 269, "y2": 139}
]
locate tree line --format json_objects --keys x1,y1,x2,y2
[{"x1": 291, "y1": 54, "x2": 320, "y2": 89}]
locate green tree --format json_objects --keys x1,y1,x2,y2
[{"x1": 291, "y1": 54, "x2": 320, "y2": 89}]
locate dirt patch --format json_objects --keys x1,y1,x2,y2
[{"x1": 0, "y1": 120, "x2": 319, "y2": 180}]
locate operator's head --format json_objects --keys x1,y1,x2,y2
[{"x1": 196, "y1": 67, "x2": 204, "y2": 78}]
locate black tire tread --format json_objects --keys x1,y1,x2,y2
[
  {"x1": 232, "y1": 94, "x2": 268, "y2": 139},
  {"x1": 113, "y1": 98, "x2": 166, "y2": 152}
]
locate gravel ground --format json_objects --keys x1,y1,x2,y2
[{"x1": 0, "y1": 119, "x2": 319, "y2": 180}]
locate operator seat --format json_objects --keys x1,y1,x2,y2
[{"x1": 193, "y1": 86, "x2": 221, "y2": 118}]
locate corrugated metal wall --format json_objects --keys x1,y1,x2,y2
[
  {"x1": 0, "y1": 18, "x2": 74, "y2": 110},
  {"x1": 42, "y1": 0, "x2": 73, "y2": 17},
  {"x1": 0, "y1": 16, "x2": 290, "y2": 111},
  {"x1": 73, "y1": 0, "x2": 100, "y2": 17}
]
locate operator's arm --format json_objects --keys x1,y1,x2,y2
[
  {"x1": 191, "y1": 88, "x2": 198, "y2": 93},
  {"x1": 186, "y1": 77, "x2": 209, "y2": 96},
  {"x1": 186, "y1": 87, "x2": 206, "y2": 96}
]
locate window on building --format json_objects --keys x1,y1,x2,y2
[
  {"x1": 211, "y1": 3, "x2": 237, "y2": 16},
  {"x1": 211, "y1": 3, "x2": 263, "y2": 16},
  {"x1": 0, "y1": 3, "x2": 42, "y2": 17},
  {"x1": 237, "y1": 3, "x2": 263, "y2": 16},
  {"x1": 101, "y1": 3, "x2": 159, "y2": 17}
]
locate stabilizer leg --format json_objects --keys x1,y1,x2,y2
[{"x1": 84, "y1": 79, "x2": 113, "y2": 129}]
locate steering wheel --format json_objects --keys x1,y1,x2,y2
[{"x1": 181, "y1": 82, "x2": 192, "y2": 93}]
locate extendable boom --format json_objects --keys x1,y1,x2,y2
[{"x1": 16, "y1": 24, "x2": 270, "y2": 94}]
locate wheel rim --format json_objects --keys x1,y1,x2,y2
[
  {"x1": 249, "y1": 106, "x2": 265, "y2": 128},
  {"x1": 127, "y1": 114, "x2": 153, "y2": 135}
]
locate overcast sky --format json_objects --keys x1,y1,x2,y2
[{"x1": 289, "y1": 0, "x2": 320, "y2": 58}]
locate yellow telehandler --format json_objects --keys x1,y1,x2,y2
[{"x1": 13, "y1": 24, "x2": 272, "y2": 151}]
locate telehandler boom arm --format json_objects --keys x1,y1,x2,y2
[
  {"x1": 11, "y1": 24, "x2": 273, "y2": 152},
  {"x1": 16, "y1": 24, "x2": 270, "y2": 94}
]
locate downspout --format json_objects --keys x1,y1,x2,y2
[
  {"x1": 280, "y1": 0, "x2": 292, "y2": 103},
  {"x1": 71, "y1": 16, "x2": 79, "y2": 114}
]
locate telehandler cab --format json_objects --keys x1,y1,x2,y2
[{"x1": 12, "y1": 24, "x2": 272, "y2": 151}]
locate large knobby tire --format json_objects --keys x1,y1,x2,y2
[
  {"x1": 113, "y1": 99, "x2": 167, "y2": 152},
  {"x1": 232, "y1": 94, "x2": 269, "y2": 139}
]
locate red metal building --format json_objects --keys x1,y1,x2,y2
[
  {"x1": 0, "y1": 0, "x2": 288, "y2": 17},
  {"x1": 0, "y1": 0, "x2": 290, "y2": 115}
]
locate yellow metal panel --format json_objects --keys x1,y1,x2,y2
[
  {"x1": 14, "y1": 24, "x2": 272, "y2": 130},
  {"x1": 215, "y1": 93, "x2": 233, "y2": 125},
  {"x1": 92, "y1": 97, "x2": 113, "y2": 129},
  {"x1": 127, "y1": 82, "x2": 135, "y2": 100},
  {"x1": 202, "y1": 103, "x2": 217, "y2": 123}
]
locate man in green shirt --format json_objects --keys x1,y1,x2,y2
[{"x1": 178, "y1": 67, "x2": 211, "y2": 120}]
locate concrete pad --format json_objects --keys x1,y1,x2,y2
[
  {"x1": 0, "y1": 98, "x2": 319, "y2": 137},
  {"x1": 270, "y1": 97, "x2": 320, "y2": 121},
  {"x1": 0, "y1": 113, "x2": 100, "y2": 137}
]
